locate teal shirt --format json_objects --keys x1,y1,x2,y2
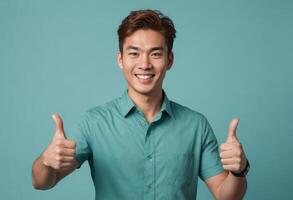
[{"x1": 69, "y1": 90, "x2": 224, "y2": 200}]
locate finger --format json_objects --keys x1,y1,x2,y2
[
  {"x1": 220, "y1": 143, "x2": 235, "y2": 151},
  {"x1": 55, "y1": 139, "x2": 76, "y2": 149},
  {"x1": 60, "y1": 162, "x2": 73, "y2": 168},
  {"x1": 52, "y1": 113, "x2": 64, "y2": 132},
  {"x1": 60, "y1": 156, "x2": 75, "y2": 162},
  {"x1": 52, "y1": 113, "x2": 67, "y2": 139},
  {"x1": 226, "y1": 118, "x2": 240, "y2": 143},
  {"x1": 55, "y1": 148, "x2": 75, "y2": 156},
  {"x1": 60, "y1": 160, "x2": 79, "y2": 170},
  {"x1": 220, "y1": 151, "x2": 235, "y2": 159},
  {"x1": 221, "y1": 158, "x2": 235, "y2": 165},
  {"x1": 223, "y1": 164, "x2": 239, "y2": 171},
  {"x1": 62, "y1": 140, "x2": 76, "y2": 149}
]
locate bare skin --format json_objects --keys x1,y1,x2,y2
[
  {"x1": 205, "y1": 118, "x2": 247, "y2": 200},
  {"x1": 32, "y1": 114, "x2": 79, "y2": 189}
]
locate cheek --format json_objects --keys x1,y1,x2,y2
[
  {"x1": 156, "y1": 62, "x2": 169, "y2": 73},
  {"x1": 122, "y1": 62, "x2": 135, "y2": 77},
  {"x1": 157, "y1": 57, "x2": 169, "y2": 67},
  {"x1": 122, "y1": 58, "x2": 136, "y2": 70}
]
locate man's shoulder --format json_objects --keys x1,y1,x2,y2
[
  {"x1": 81, "y1": 97, "x2": 122, "y2": 121},
  {"x1": 169, "y1": 100, "x2": 208, "y2": 122}
]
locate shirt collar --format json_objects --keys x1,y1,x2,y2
[
  {"x1": 160, "y1": 90, "x2": 173, "y2": 118},
  {"x1": 119, "y1": 90, "x2": 136, "y2": 117},
  {"x1": 119, "y1": 90, "x2": 174, "y2": 119}
]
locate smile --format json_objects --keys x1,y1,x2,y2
[{"x1": 135, "y1": 74, "x2": 155, "y2": 80}]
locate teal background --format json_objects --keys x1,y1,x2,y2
[{"x1": 0, "y1": 0, "x2": 292, "y2": 199}]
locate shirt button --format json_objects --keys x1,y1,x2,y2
[{"x1": 147, "y1": 154, "x2": 152, "y2": 159}]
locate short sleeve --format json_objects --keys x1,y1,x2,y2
[
  {"x1": 67, "y1": 114, "x2": 92, "y2": 168},
  {"x1": 199, "y1": 117, "x2": 224, "y2": 181}
]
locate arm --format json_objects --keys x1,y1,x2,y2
[
  {"x1": 32, "y1": 152, "x2": 78, "y2": 190},
  {"x1": 205, "y1": 170, "x2": 247, "y2": 200},
  {"x1": 32, "y1": 114, "x2": 79, "y2": 190},
  {"x1": 205, "y1": 118, "x2": 248, "y2": 200}
]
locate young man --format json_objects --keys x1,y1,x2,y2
[{"x1": 32, "y1": 9, "x2": 249, "y2": 200}]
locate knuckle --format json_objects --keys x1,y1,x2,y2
[
  {"x1": 56, "y1": 156, "x2": 62, "y2": 161},
  {"x1": 235, "y1": 151, "x2": 241, "y2": 157},
  {"x1": 43, "y1": 159, "x2": 50, "y2": 167},
  {"x1": 236, "y1": 158, "x2": 241, "y2": 164},
  {"x1": 56, "y1": 159, "x2": 61, "y2": 165},
  {"x1": 55, "y1": 147, "x2": 62, "y2": 155}
]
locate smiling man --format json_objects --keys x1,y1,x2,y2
[
  {"x1": 32, "y1": 9, "x2": 249, "y2": 200},
  {"x1": 117, "y1": 28, "x2": 173, "y2": 123}
]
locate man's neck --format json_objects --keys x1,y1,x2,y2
[{"x1": 128, "y1": 89, "x2": 163, "y2": 124}]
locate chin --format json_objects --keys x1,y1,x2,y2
[
  {"x1": 132, "y1": 86, "x2": 161, "y2": 96},
  {"x1": 135, "y1": 89, "x2": 153, "y2": 95}
]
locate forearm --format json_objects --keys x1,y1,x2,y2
[
  {"x1": 219, "y1": 172, "x2": 247, "y2": 200},
  {"x1": 32, "y1": 153, "x2": 57, "y2": 190}
]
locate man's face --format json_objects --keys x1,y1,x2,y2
[{"x1": 118, "y1": 29, "x2": 173, "y2": 96}]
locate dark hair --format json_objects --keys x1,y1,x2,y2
[{"x1": 117, "y1": 9, "x2": 176, "y2": 54}]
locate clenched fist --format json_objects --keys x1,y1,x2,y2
[
  {"x1": 42, "y1": 114, "x2": 76, "y2": 170},
  {"x1": 220, "y1": 118, "x2": 247, "y2": 174}
]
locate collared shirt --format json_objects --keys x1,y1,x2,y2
[{"x1": 69, "y1": 90, "x2": 224, "y2": 200}]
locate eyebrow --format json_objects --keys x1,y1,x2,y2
[{"x1": 126, "y1": 45, "x2": 164, "y2": 52}]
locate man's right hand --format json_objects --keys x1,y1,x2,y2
[{"x1": 42, "y1": 114, "x2": 77, "y2": 170}]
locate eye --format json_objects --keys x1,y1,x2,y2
[
  {"x1": 128, "y1": 52, "x2": 139, "y2": 57},
  {"x1": 151, "y1": 52, "x2": 163, "y2": 58}
]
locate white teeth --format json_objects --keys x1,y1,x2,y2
[{"x1": 136, "y1": 74, "x2": 154, "y2": 80}]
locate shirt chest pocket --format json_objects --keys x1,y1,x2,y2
[{"x1": 165, "y1": 152, "x2": 195, "y2": 187}]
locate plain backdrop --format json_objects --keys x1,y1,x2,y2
[{"x1": 0, "y1": 0, "x2": 292, "y2": 199}]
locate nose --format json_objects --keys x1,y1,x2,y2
[{"x1": 138, "y1": 54, "x2": 152, "y2": 70}]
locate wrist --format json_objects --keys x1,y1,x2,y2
[{"x1": 231, "y1": 159, "x2": 250, "y2": 177}]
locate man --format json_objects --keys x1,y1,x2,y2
[{"x1": 32, "y1": 9, "x2": 249, "y2": 199}]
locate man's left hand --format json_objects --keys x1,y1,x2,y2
[{"x1": 220, "y1": 118, "x2": 247, "y2": 173}]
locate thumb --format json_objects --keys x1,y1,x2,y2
[
  {"x1": 226, "y1": 117, "x2": 240, "y2": 143},
  {"x1": 52, "y1": 113, "x2": 67, "y2": 139}
]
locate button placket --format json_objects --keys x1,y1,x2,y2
[
  {"x1": 144, "y1": 127, "x2": 155, "y2": 199},
  {"x1": 141, "y1": 121, "x2": 148, "y2": 127}
]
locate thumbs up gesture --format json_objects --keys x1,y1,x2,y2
[
  {"x1": 220, "y1": 118, "x2": 247, "y2": 173},
  {"x1": 42, "y1": 114, "x2": 76, "y2": 170}
]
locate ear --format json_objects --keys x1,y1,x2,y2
[
  {"x1": 117, "y1": 51, "x2": 123, "y2": 69},
  {"x1": 166, "y1": 51, "x2": 174, "y2": 70}
]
